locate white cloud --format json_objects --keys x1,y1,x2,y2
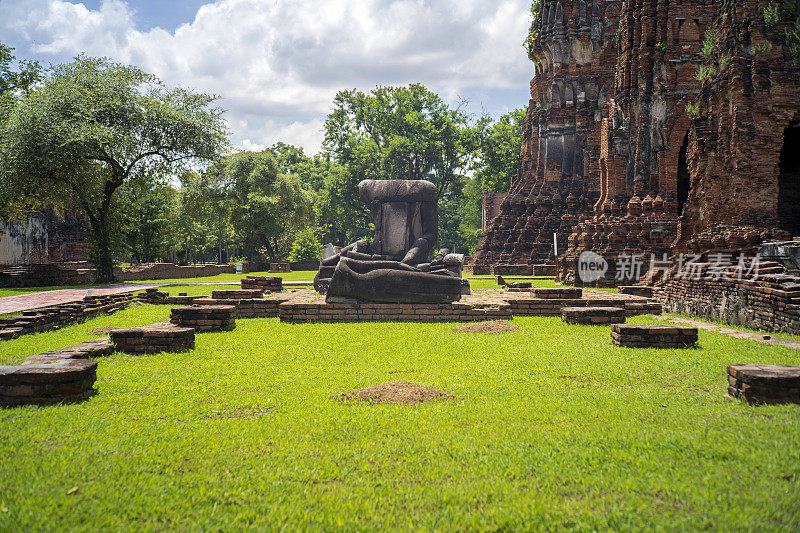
[{"x1": 0, "y1": 0, "x2": 533, "y2": 154}]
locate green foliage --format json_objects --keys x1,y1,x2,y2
[
  {"x1": 322, "y1": 84, "x2": 476, "y2": 251},
  {"x1": 202, "y1": 150, "x2": 315, "y2": 262},
  {"x1": 786, "y1": 17, "x2": 800, "y2": 59},
  {"x1": 288, "y1": 227, "x2": 322, "y2": 262},
  {"x1": 685, "y1": 102, "x2": 701, "y2": 118},
  {"x1": 117, "y1": 174, "x2": 179, "y2": 263},
  {"x1": 473, "y1": 108, "x2": 525, "y2": 194},
  {"x1": 655, "y1": 41, "x2": 668, "y2": 55},
  {"x1": 764, "y1": 3, "x2": 781, "y2": 26},
  {"x1": 701, "y1": 26, "x2": 716, "y2": 57},
  {"x1": 524, "y1": 0, "x2": 542, "y2": 59},
  {"x1": 696, "y1": 64, "x2": 718, "y2": 82},
  {"x1": 0, "y1": 55, "x2": 227, "y2": 280},
  {"x1": 1, "y1": 313, "x2": 800, "y2": 529}
]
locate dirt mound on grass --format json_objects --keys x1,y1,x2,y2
[
  {"x1": 338, "y1": 381, "x2": 455, "y2": 405},
  {"x1": 453, "y1": 320, "x2": 518, "y2": 334},
  {"x1": 89, "y1": 326, "x2": 115, "y2": 335}
]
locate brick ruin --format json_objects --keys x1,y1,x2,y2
[
  {"x1": 473, "y1": 0, "x2": 800, "y2": 287},
  {"x1": 0, "y1": 209, "x2": 88, "y2": 266},
  {"x1": 471, "y1": 0, "x2": 622, "y2": 273}
]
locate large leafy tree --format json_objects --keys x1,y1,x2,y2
[
  {"x1": 203, "y1": 150, "x2": 314, "y2": 262},
  {"x1": 474, "y1": 107, "x2": 525, "y2": 193},
  {"x1": 322, "y1": 84, "x2": 476, "y2": 249},
  {"x1": 0, "y1": 42, "x2": 42, "y2": 215},
  {"x1": 0, "y1": 56, "x2": 227, "y2": 281},
  {"x1": 117, "y1": 174, "x2": 179, "y2": 263}
]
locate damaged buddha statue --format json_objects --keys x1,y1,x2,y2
[{"x1": 314, "y1": 179, "x2": 466, "y2": 303}]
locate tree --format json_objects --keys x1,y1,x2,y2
[
  {"x1": 322, "y1": 84, "x2": 477, "y2": 251},
  {"x1": 0, "y1": 56, "x2": 227, "y2": 281},
  {"x1": 117, "y1": 174, "x2": 179, "y2": 263},
  {"x1": 474, "y1": 108, "x2": 526, "y2": 193},
  {"x1": 203, "y1": 150, "x2": 314, "y2": 262},
  {"x1": 288, "y1": 227, "x2": 322, "y2": 262},
  {"x1": 0, "y1": 42, "x2": 42, "y2": 216}
]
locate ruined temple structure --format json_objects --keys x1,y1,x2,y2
[
  {"x1": 678, "y1": 0, "x2": 800, "y2": 253},
  {"x1": 0, "y1": 209, "x2": 88, "y2": 266},
  {"x1": 475, "y1": 0, "x2": 800, "y2": 284},
  {"x1": 563, "y1": 0, "x2": 717, "y2": 281},
  {"x1": 471, "y1": 0, "x2": 623, "y2": 273}
]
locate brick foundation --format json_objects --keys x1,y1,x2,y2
[
  {"x1": 562, "y1": 306, "x2": 626, "y2": 325},
  {"x1": 656, "y1": 271, "x2": 800, "y2": 335},
  {"x1": 279, "y1": 294, "x2": 511, "y2": 323},
  {"x1": 111, "y1": 322, "x2": 196, "y2": 353},
  {"x1": 170, "y1": 305, "x2": 235, "y2": 332},
  {"x1": 0, "y1": 359, "x2": 97, "y2": 407},
  {"x1": 727, "y1": 364, "x2": 800, "y2": 405},
  {"x1": 0, "y1": 293, "x2": 134, "y2": 340},
  {"x1": 611, "y1": 324, "x2": 699, "y2": 348}
]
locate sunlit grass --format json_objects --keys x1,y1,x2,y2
[{"x1": 1, "y1": 309, "x2": 798, "y2": 531}]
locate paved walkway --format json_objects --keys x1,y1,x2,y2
[
  {"x1": 0, "y1": 284, "x2": 161, "y2": 315},
  {"x1": 657, "y1": 316, "x2": 800, "y2": 350},
  {"x1": 0, "y1": 279, "x2": 313, "y2": 315}
]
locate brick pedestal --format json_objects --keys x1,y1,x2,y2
[
  {"x1": 611, "y1": 324, "x2": 699, "y2": 348},
  {"x1": 241, "y1": 276, "x2": 282, "y2": 292},
  {"x1": 727, "y1": 364, "x2": 800, "y2": 405},
  {"x1": 562, "y1": 306, "x2": 626, "y2": 325},
  {"x1": 111, "y1": 322, "x2": 196, "y2": 353},
  {"x1": 0, "y1": 359, "x2": 97, "y2": 407},
  {"x1": 170, "y1": 305, "x2": 235, "y2": 332}
]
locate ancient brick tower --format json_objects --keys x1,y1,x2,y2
[
  {"x1": 679, "y1": 0, "x2": 800, "y2": 252},
  {"x1": 470, "y1": 0, "x2": 622, "y2": 273},
  {"x1": 563, "y1": 0, "x2": 800, "y2": 280},
  {"x1": 562, "y1": 0, "x2": 717, "y2": 280}
]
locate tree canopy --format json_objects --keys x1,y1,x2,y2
[{"x1": 0, "y1": 55, "x2": 227, "y2": 280}]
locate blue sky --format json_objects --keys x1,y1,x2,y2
[
  {"x1": 0, "y1": 0, "x2": 533, "y2": 154},
  {"x1": 69, "y1": 0, "x2": 212, "y2": 32}
]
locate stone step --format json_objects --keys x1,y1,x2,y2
[
  {"x1": 0, "y1": 359, "x2": 97, "y2": 407},
  {"x1": 110, "y1": 322, "x2": 196, "y2": 354},
  {"x1": 562, "y1": 306, "x2": 626, "y2": 325},
  {"x1": 611, "y1": 324, "x2": 699, "y2": 348}
]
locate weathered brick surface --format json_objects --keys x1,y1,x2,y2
[
  {"x1": 0, "y1": 293, "x2": 134, "y2": 341},
  {"x1": 471, "y1": 0, "x2": 622, "y2": 271},
  {"x1": 619, "y1": 286, "x2": 654, "y2": 298},
  {"x1": 211, "y1": 289, "x2": 263, "y2": 300},
  {"x1": 0, "y1": 358, "x2": 97, "y2": 407},
  {"x1": 193, "y1": 295, "x2": 289, "y2": 319},
  {"x1": 611, "y1": 324, "x2": 699, "y2": 348},
  {"x1": 562, "y1": 306, "x2": 626, "y2": 325},
  {"x1": 241, "y1": 275, "x2": 282, "y2": 292},
  {"x1": 533, "y1": 287, "x2": 582, "y2": 299},
  {"x1": 727, "y1": 364, "x2": 800, "y2": 405},
  {"x1": 111, "y1": 322, "x2": 195, "y2": 353},
  {"x1": 170, "y1": 305, "x2": 236, "y2": 332}
]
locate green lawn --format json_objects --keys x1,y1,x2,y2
[
  {"x1": 1, "y1": 309, "x2": 799, "y2": 531},
  {"x1": 123, "y1": 270, "x2": 318, "y2": 285},
  {"x1": 0, "y1": 285, "x2": 96, "y2": 298}
]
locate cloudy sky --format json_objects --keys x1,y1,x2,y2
[{"x1": 0, "y1": 0, "x2": 533, "y2": 154}]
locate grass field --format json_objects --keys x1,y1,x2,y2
[{"x1": 1, "y1": 307, "x2": 798, "y2": 531}]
